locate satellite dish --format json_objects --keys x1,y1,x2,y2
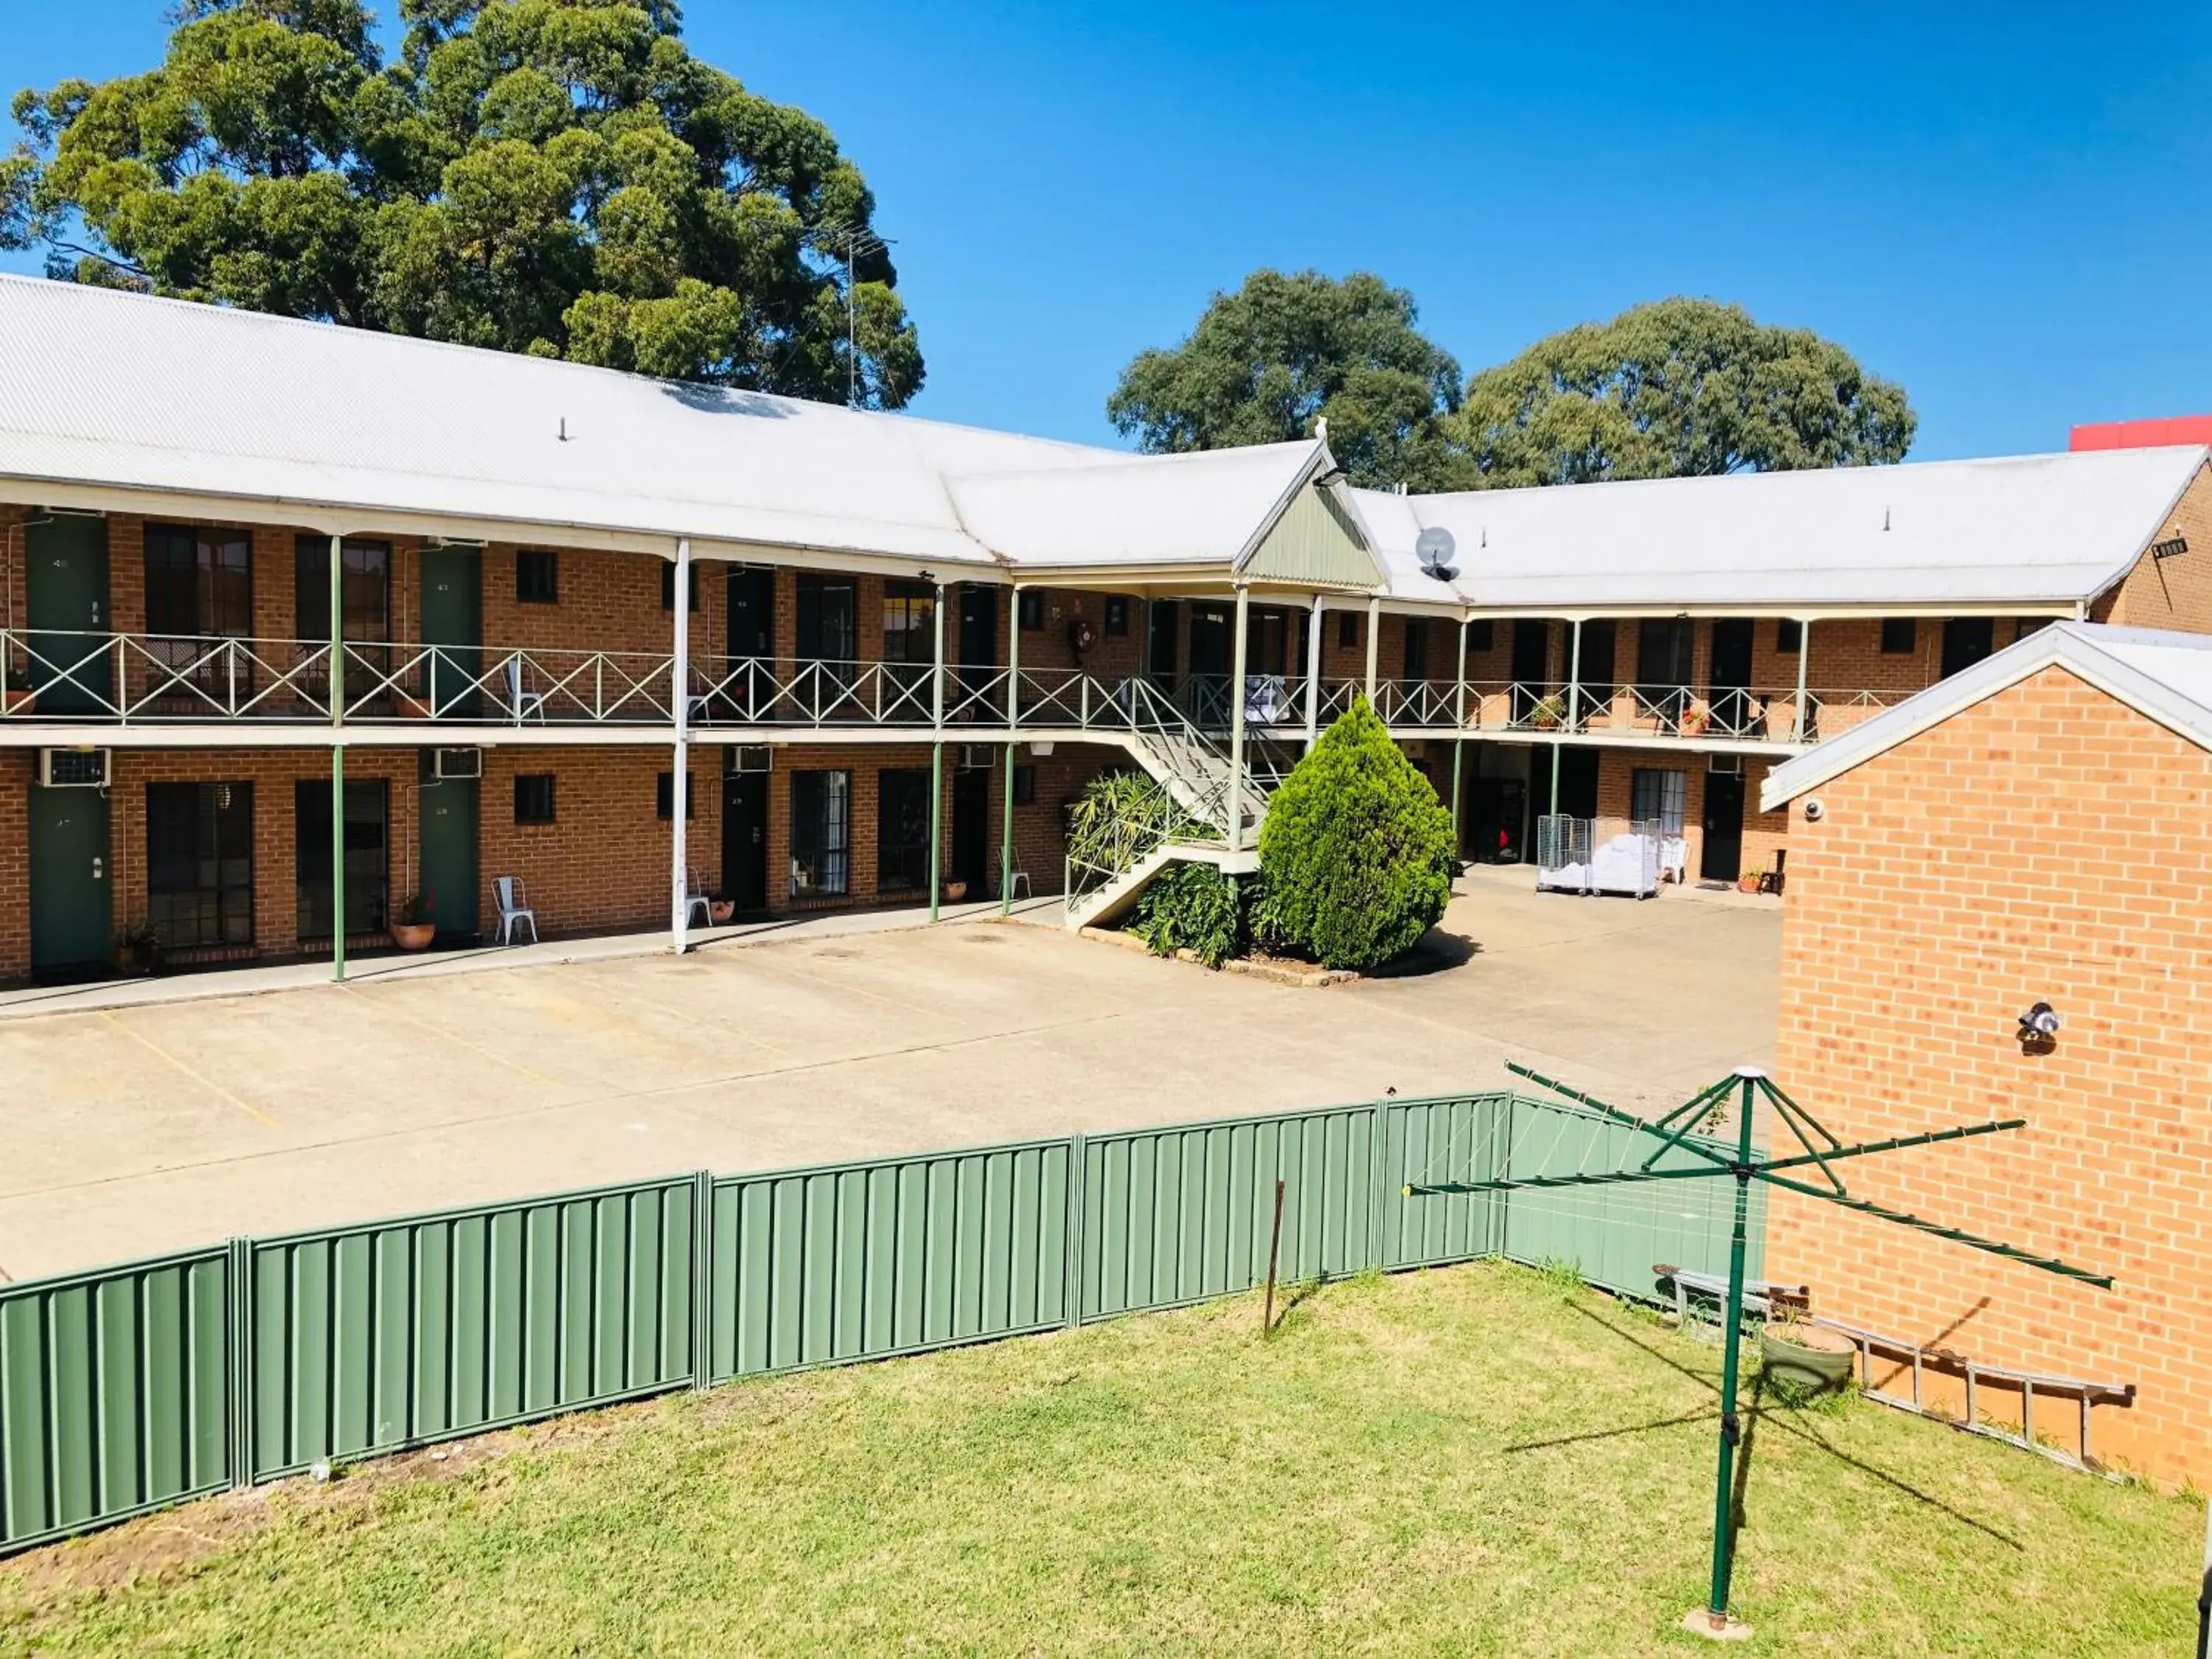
[{"x1": 1414, "y1": 525, "x2": 1458, "y2": 580}]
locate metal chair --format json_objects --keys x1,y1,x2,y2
[
  {"x1": 684, "y1": 866, "x2": 714, "y2": 929},
  {"x1": 504, "y1": 655, "x2": 546, "y2": 723},
  {"x1": 493, "y1": 876, "x2": 539, "y2": 945},
  {"x1": 1006, "y1": 869, "x2": 1032, "y2": 901}
]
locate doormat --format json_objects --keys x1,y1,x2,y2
[{"x1": 1696, "y1": 880, "x2": 1733, "y2": 891}]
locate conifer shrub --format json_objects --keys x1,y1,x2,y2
[{"x1": 1256, "y1": 696, "x2": 1455, "y2": 969}]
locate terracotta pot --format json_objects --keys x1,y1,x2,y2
[
  {"x1": 709, "y1": 900, "x2": 736, "y2": 925},
  {"x1": 1737, "y1": 874, "x2": 1761, "y2": 894},
  {"x1": 392, "y1": 922, "x2": 437, "y2": 950},
  {"x1": 943, "y1": 880, "x2": 969, "y2": 903}
]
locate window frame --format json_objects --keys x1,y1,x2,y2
[
  {"x1": 145, "y1": 524, "x2": 253, "y2": 641},
  {"x1": 790, "y1": 770, "x2": 852, "y2": 899},
  {"x1": 514, "y1": 773, "x2": 557, "y2": 825},
  {"x1": 655, "y1": 771, "x2": 698, "y2": 821},
  {"x1": 1775, "y1": 619, "x2": 1802, "y2": 655},
  {"x1": 875, "y1": 767, "x2": 932, "y2": 891},
  {"x1": 1630, "y1": 768, "x2": 1688, "y2": 836},
  {"x1": 1337, "y1": 611, "x2": 1360, "y2": 650},
  {"x1": 1012, "y1": 764, "x2": 1037, "y2": 806},
  {"x1": 516, "y1": 549, "x2": 559, "y2": 605},
  {"x1": 294, "y1": 777, "x2": 390, "y2": 942},
  {"x1": 1018, "y1": 590, "x2": 1045, "y2": 632},
  {"x1": 1103, "y1": 596, "x2": 1130, "y2": 637},
  {"x1": 145, "y1": 781, "x2": 256, "y2": 950},
  {"x1": 881, "y1": 580, "x2": 938, "y2": 668}
]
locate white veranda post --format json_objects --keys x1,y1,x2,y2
[
  {"x1": 669, "y1": 537, "x2": 692, "y2": 953},
  {"x1": 1363, "y1": 596, "x2": 1380, "y2": 703},
  {"x1": 1304, "y1": 594, "x2": 1324, "y2": 749},
  {"x1": 1794, "y1": 618, "x2": 1812, "y2": 741},
  {"x1": 1228, "y1": 583, "x2": 1251, "y2": 853}
]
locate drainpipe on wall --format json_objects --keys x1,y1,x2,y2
[
  {"x1": 330, "y1": 532, "x2": 346, "y2": 984},
  {"x1": 669, "y1": 537, "x2": 692, "y2": 954}
]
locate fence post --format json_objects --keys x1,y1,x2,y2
[
  {"x1": 227, "y1": 1236, "x2": 253, "y2": 1490},
  {"x1": 1368, "y1": 1101, "x2": 1391, "y2": 1272},
  {"x1": 1065, "y1": 1133, "x2": 1088, "y2": 1329},
  {"x1": 692, "y1": 1170, "x2": 714, "y2": 1390}
]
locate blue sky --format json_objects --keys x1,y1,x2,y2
[{"x1": 5, "y1": 1, "x2": 2210, "y2": 460}]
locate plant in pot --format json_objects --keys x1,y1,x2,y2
[
  {"x1": 113, "y1": 918, "x2": 162, "y2": 976},
  {"x1": 392, "y1": 891, "x2": 437, "y2": 950},
  {"x1": 1528, "y1": 692, "x2": 1565, "y2": 730},
  {"x1": 1759, "y1": 1304, "x2": 1857, "y2": 1404},
  {"x1": 1737, "y1": 868, "x2": 1764, "y2": 894},
  {"x1": 709, "y1": 894, "x2": 736, "y2": 925},
  {"x1": 942, "y1": 878, "x2": 969, "y2": 903}
]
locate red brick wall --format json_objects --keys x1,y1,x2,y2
[
  {"x1": 480, "y1": 745, "x2": 714, "y2": 936},
  {"x1": 1770, "y1": 664, "x2": 2212, "y2": 1484}
]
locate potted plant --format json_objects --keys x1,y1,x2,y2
[
  {"x1": 1528, "y1": 692, "x2": 1566, "y2": 730},
  {"x1": 1737, "y1": 869, "x2": 1764, "y2": 894},
  {"x1": 1678, "y1": 698, "x2": 1710, "y2": 736},
  {"x1": 113, "y1": 919, "x2": 162, "y2": 975},
  {"x1": 709, "y1": 896, "x2": 736, "y2": 925},
  {"x1": 1760, "y1": 1308, "x2": 1857, "y2": 1399},
  {"x1": 943, "y1": 879, "x2": 969, "y2": 903},
  {"x1": 392, "y1": 891, "x2": 437, "y2": 950}
]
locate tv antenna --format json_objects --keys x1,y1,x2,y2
[
  {"x1": 1404, "y1": 1062, "x2": 2111, "y2": 1641},
  {"x1": 804, "y1": 223, "x2": 894, "y2": 409}
]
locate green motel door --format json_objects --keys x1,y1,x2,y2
[
  {"x1": 29, "y1": 781, "x2": 111, "y2": 975},
  {"x1": 25, "y1": 514, "x2": 111, "y2": 715},
  {"x1": 419, "y1": 755, "x2": 481, "y2": 940},
  {"x1": 419, "y1": 543, "x2": 483, "y2": 717}
]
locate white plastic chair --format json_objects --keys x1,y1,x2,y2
[
  {"x1": 505, "y1": 655, "x2": 546, "y2": 723},
  {"x1": 493, "y1": 876, "x2": 539, "y2": 945},
  {"x1": 684, "y1": 867, "x2": 714, "y2": 929},
  {"x1": 1006, "y1": 869, "x2": 1032, "y2": 901}
]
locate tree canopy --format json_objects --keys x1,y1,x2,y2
[
  {"x1": 1450, "y1": 297, "x2": 1914, "y2": 487},
  {"x1": 1106, "y1": 269, "x2": 1473, "y2": 492},
  {"x1": 1, "y1": 0, "x2": 922, "y2": 406}
]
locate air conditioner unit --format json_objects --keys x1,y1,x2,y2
[
  {"x1": 433, "y1": 747, "x2": 484, "y2": 781},
  {"x1": 728, "y1": 744, "x2": 773, "y2": 775},
  {"x1": 958, "y1": 744, "x2": 995, "y2": 771},
  {"x1": 38, "y1": 747, "x2": 110, "y2": 788},
  {"x1": 1707, "y1": 752, "x2": 1743, "y2": 776}
]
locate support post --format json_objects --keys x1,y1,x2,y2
[
  {"x1": 929, "y1": 577, "x2": 947, "y2": 921},
  {"x1": 1567, "y1": 618, "x2": 1583, "y2": 734},
  {"x1": 1363, "y1": 595, "x2": 1380, "y2": 703},
  {"x1": 1228, "y1": 582, "x2": 1251, "y2": 852},
  {"x1": 1451, "y1": 616, "x2": 1469, "y2": 853},
  {"x1": 329, "y1": 532, "x2": 345, "y2": 983},
  {"x1": 1304, "y1": 593, "x2": 1324, "y2": 751},
  {"x1": 1792, "y1": 617, "x2": 1811, "y2": 742},
  {"x1": 1001, "y1": 585, "x2": 1020, "y2": 916},
  {"x1": 669, "y1": 538, "x2": 692, "y2": 953},
  {"x1": 1702, "y1": 1070, "x2": 1759, "y2": 1637}
]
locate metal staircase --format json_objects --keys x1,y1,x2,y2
[{"x1": 1063, "y1": 684, "x2": 1283, "y2": 931}]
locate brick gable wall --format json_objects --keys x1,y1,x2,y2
[{"x1": 1769, "y1": 664, "x2": 2212, "y2": 1484}]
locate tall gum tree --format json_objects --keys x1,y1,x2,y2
[{"x1": 1, "y1": 0, "x2": 923, "y2": 406}]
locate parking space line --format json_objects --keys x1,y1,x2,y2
[{"x1": 98, "y1": 1011, "x2": 282, "y2": 1129}]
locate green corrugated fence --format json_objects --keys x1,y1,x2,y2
[{"x1": 0, "y1": 1089, "x2": 1757, "y2": 1555}]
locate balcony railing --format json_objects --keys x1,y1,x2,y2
[{"x1": 0, "y1": 628, "x2": 1919, "y2": 747}]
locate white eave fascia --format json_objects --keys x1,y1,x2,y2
[{"x1": 1759, "y1": 623, "x2": 2212, "y2": 811}]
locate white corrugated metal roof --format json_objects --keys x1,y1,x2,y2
[
  {"x1": 947, "y1": 440, "x2": 1324, "y2": 568},
  {"x1": 1352, "y1": 447, "x2": 2206, "y2": 611},
  {"x1": 0, "y1": 274, "x2": 1315, "y2": 571},
  {"x1": 1761, "y1": 622, "x2": 2212, "y2": 808}
]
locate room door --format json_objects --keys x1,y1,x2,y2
[
  {"x1": 1556, "y1": 747, "x2": 1600, "y2": 820},
  {"x1": 1700, "y1": 771, "x2": 1745, "y2": 882},
  {"x1": 1708, "y1": 618, "x2": 1755, "y2": 731},
  {"x1": 723, "y1": 567, "x2": 775, "y2": 717},
  {"x1": 1187, "y1": 603, "x2": 1232, "y2": 724},
  {"x1": 420, "y1": 544, "x2": 482, "y2": 717},
  {"x1": 720, "y1": 770, "x2": 768, "y2": 914},
  {"x1": 952, "y1": 767, "x2": 990, "y2": 889},
  {"x1": 1510, "y1": 620, "x2": 1549, "y2": 721},
  {"x1": 1147, "y1": 599, "x2": 1180, "y2": 684},
  {"x1": 29, "y1": 785, "x2": 111, "y2": 975},
  {"x1": 418, "y1": 772, "x2": 479, "y2": 939},
  {"x1": 958, "y1": 585, "x2": 998, "y2": 717},
  {"x1": 25, "y1": 515, "x2": 110, "y2": 715}
]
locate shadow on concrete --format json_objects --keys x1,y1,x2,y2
[{"x1": 1364, "y1": 930, "x2": 1482, "y2": 978}]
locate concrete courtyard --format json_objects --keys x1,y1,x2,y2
[{"x1": 0, "y1": 874, "x2": 1778, "y2": 1281}]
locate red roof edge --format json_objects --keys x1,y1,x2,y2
[{"x1": 2070, "y1": 416, "x2": 2212, "y2": 451}]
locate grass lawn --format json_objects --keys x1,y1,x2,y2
[{"x1": 0, "y1": 1261, "x2": 2197, "y2": 1655}]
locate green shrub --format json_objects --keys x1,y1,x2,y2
[
  {"x1": 1130, "y1": 861, "x2": 1244, "y2": 968},
  {"x1": 1256, "y1": 696, "x2": 1454, "y2": 970}
]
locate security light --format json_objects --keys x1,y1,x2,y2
[{"x1": 2019, "y1": 1002, "x2": 2061, "y2": 1041}]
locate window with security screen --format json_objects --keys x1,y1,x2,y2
[{"x1": 1630, "y1": 768, "x2": 1687, "y2": 835}]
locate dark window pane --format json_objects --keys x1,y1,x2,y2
[
  {"x1": 1630, "y1": 768, "x2": 1687, "y2": 835},
  {"x1": 790, "y1": 771, "x2": 851, "y2": 897},
  {"x1": 1018, "y1": 591, "x2": 1044, "y2": 631},
  {"x1": 796, "y1": 577, "x2": 858, "y2": 664},
  {"x1": 1467, "y1": 619, "x2": 1494, "y2": 653},
  {"x1": 877, "y1": 768, "x2": 931, "y2": 890},
  {"x1": 1104, "y1": 597, "x2": 1129, "y2": 636},
  {"x1": 1012, "y1": 765, "x2": 1036, "y2": 806},
  {"x1": 517, "y1": 550, "x2": 558, "y2": 604},
  {"x1": 1776, "y1": 619, "x2": 1801, "y2": 654},
  {"x1": 1337, "y1": 611, "x2": 1359, "y2": 649},
  {"x1": 661, "y1": 560, "x2": 700, "y2": 611},
  {"x1": 146, "y1": 782, "x2": 254, "y2": 949},
  {"x1": 1879, "y1": 617, "x2": 1916, "y2": 654},
  {"x1": 882, "y1": 580, "x2": 936, "y2": 667},
  {"x1": 655, "y1": 771, "x2": 698, "y2": 821},
  {"x1": 295, "y1": 779, "x2": 388, "y2": 940},
  {"x1": 515, "y1": 773, "x2": 556, "y2": 824}
]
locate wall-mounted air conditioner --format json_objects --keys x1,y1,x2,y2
[
  {"x1": 728, "y1": 745, "x2": 773, "y2": 775},
  {"x1": 1707, "y1": 752, "x2": 1743, "y2": 776},
  {"x1": 958, "y1": 745, "x2": 995, "y2": 771},
  {"x1": 433, "y1": 747, "x2": 484, "y2": 780},
  {"x1": 38, "y1": 748, "x2": 110, "y2": 787}
]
